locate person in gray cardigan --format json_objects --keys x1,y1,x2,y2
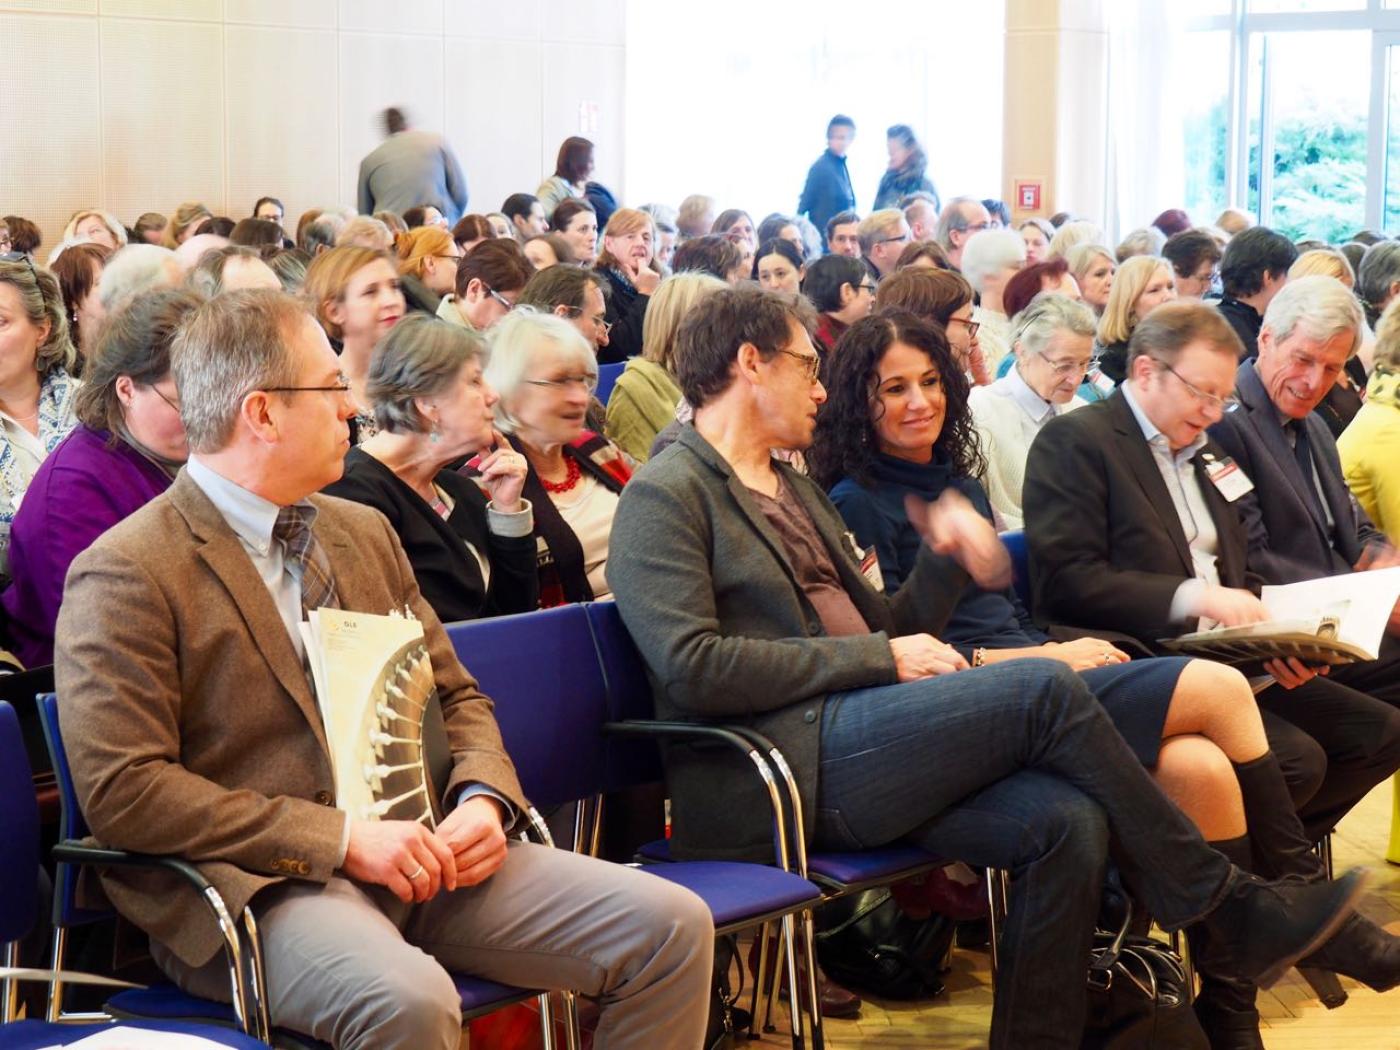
[
  {"x1": 605, "y1": 286, "x2": 1366, "y2": 1050},
  {"x1": 357, "y1": 107, "x2": 469, "y2": 224}
]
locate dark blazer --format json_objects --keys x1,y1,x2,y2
[
  {"x1": 606, "y1": 427, "x2": 968, "y2": 863},
  {"x1": 1023, "y1": 388, "x2": 1258, "y2": 649},
  {"x1": 597, "y1": 267, "x2": 648, "y2": 364},
  {"x1": 797, "y1": 150, "x2": 856, "y2": 243},
  {"x1": 1207, "y1": 359, "x2": 1387, "y2": 585},
  {"x1": 1217, "y1": 297, "x2": 1262, "y2": 359},
  {"x1": 322, "y1": 447, "x2": 538, "y2": 623}
]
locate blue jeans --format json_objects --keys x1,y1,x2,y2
[{"x1": 815, "y1": 659, "x2": 1233, "y2": 1050}]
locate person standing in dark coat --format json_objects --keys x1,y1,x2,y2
[
  {"x1": 798, "y1": 115, "x2": 858, "y2": 251},
  {"x1": 873, "y1": 124, "x2": 939, "y2": 213}
]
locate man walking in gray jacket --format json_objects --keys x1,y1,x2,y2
[{"x1": 357, "y1": 107, "x2": 469, "y2": 223}]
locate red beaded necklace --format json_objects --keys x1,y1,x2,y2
[{"x1": 540, "y1": 455, "x2": 582, "y2": 494}]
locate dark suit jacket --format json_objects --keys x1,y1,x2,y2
[
  {"x1": 54, "y1": 472, "x2": 526, "y2": 967},
  {"x1": 1208, "y1": 359, "x2": 1387, "y2": 585},
  {"x1": 324, "y1": 447, "x2": 538, "y2": 623},
  {"x1": 606, "y1": 426, "x2": 968, "y2": 862},
  {"x1": 1023, "y1": 388, "x2": 1259, "y2": 649}
]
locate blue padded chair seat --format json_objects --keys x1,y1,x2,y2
[
  {"x1": 454, "y1": 974, "x2": 542, "y2": 1015},
  {"x1": 636, "y1": 862, "x2": 820, "y2": 931},
  {"x1": 0, "y1": 1019, "x2": 268, "y2": 1048},
  {"x1": 108, "y1": 984, "x2": 238, "y2": 1023},
  {"x1": 638, "y1": 837, "x2": 940, "y2": 890}
]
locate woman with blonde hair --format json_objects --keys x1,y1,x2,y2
[
  {"x1": 1339, "y1": 297, "x2": 1400, "y2": 543},
  {"x1": 605, "y1": 272, "x2": 726, "y2": 461},
  {"x1": 1047, "y1": 220, "x2": 1103, "y2": 261},
  {"x1": 337, "y1": 216, "x2": 394, "y2": 252},
  {"x1": 594, "y1": 208, "x2": 660, "y2": 361},
  {"x1": 59, "y1": 209, "x2": 127, "y2": 253},
  {"x1": 1065, "y1": 242, "x2": 1116, "y2": 315},
  {"x1": 0, "y1": 257, "x2": 80, "y2": 578},
  {"x1": 393, "y1": 225, "x2": 462, "y2": 315},
  {"x1": 303, "y1": 245, "x2": 405, "y2": 442},
  {"x1": 160, "y1": 201, "x2": 214, "y2": 248},
  {"x1": 1094, "y1": 255, "x2": 1177, "y2": 384}
]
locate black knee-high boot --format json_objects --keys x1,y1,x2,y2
[
  {"x1": 1232, "y1": 753, "x2": 1326, "y2": 881},
  {"x1": 1192, "y1": 836, "x2": 1265, "y2": 1050},
  {"x1": 1232, "y1": 754, "x2": 1349, "y2": 1007}
]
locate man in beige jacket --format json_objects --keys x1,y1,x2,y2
[{"x1": 54, "y1": 288, "x2": 711, "y2": 1050}]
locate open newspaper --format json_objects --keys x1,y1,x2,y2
[
  {"x1": 1161, "y1": 566, "x2": 1400, "y2": 672},
  {"x1": 300, "y1": 607, "x2": 449, "y2": 827}
]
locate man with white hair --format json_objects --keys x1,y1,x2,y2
[
  {"x1": 1210, "y1": 275, "x2": 1400, "y2": 599},
  {"x1": 961, "y1": 228, "x2": 1027, "y2": 370},
  {"x1": 98, "y1": 243, "x2": 183, "y2": 313},
  {"x1": 934, "y1": 197, "x2": 993, "y2": 272}
]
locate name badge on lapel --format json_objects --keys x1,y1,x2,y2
[
  {"x1": 845, "y1": 530, "x2": 885, "y2": 592},
  {"x1": 1203, "y1": 453, "x2": 1254, "y2": 503}
]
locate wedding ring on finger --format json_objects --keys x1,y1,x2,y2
[{"x1": 407, "y1": 863, "x2": 426, "y2": 882}]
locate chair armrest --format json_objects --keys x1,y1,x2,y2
[
  {"x1": 602, "y1": 720, "x2": 798, "y2": 871},
  {"x1": 51, "y1": 841, "x2": 214, "y2": 896}
]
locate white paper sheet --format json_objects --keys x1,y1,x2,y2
[{"x1": 1260, "y1": 565, "x2": 1400, "y2": 659}]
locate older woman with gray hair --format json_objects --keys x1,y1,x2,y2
[
  {"x1": 475, "y1": 308, "x2": 633, "y2": 607},
  {"x1": 98, "y1": 244, "x2": 184, "y2": 313},
  {"x1": 969, "y1": 294, "x2": 1097, "y2": 528},
  {"x1": 323, "y1": 314, "x2": 536, "y2": 622},
  {"x1": 0, "y1": 256, "x2": 81, "y2": 579},
  {"x1": 961, "y1": 228, "x2": 1027, "y2": 372}
]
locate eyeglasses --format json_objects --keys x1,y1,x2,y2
[
  {"x1": 876, "y1": 233, "x2": 911, "y2": 246},
  {"x1": 775, "y1": 348, "x2": 822, "y2": 383},
  {"x1": 858, "y1": 281, "x2": 878, "y2": 294},
  {"x1": 963, "y1": 222, "x2": 993, "y2": 233},
  {"x1": 484, "y1": 285, "x2": 515, "y2": 311},
  {"x1": 0, "y1": 235, "x2": 11, "y2": 252},
  {"x1": 1154, "y1": 359, "x2": 1239, "y2": 412},
  {"x1": 524, "y1": 373, "x2": 598, "y2": 394},
  {"x1": 1036, "y1": 351, "x2": 1092, "y2": 379},
  {"x1": 149, "y1": 384, "x2": 181, "y2": 412},
  {"x1": 561, "y1": 305, "x2": 613, "y2": 337},
  {"x1": 263, "y1": 373, "x2": 353, "y2": 397},
  {"x1": 433, "y1": 254, "x2": 462, "y2": 267},
  {"x1": 947, "y1": 316, "x2": 981, "y2": 339}
]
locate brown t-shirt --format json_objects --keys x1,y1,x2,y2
[{"x1": 750, "y1": 475, "x2": 871, "y2": 638}]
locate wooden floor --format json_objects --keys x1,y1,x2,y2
[{"x1": 752, "y1": 779, "x2": 1400, "y2": 1049}]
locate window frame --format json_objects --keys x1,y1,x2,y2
[{"x1": 1186, "y1": 0, "x2": 1400, "y2": 232}]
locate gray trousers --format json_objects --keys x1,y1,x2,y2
[{"x1": 153, "y1": 841, "x2": 714, "y2": 1050}]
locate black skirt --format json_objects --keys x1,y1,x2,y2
[{"x1": 1078, "y1": 657, "x2": 1191, "y2": 767}]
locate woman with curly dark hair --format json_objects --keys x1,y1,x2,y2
[{"x1": 806, "y1": 312, "x2": 1324, "y2": 949}]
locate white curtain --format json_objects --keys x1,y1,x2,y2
[{"x1": 1103, "y1": 2, "x2": 1191, "y2": 243}]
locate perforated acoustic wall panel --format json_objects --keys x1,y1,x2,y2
[{"x1": 0, "y1": 0, "x2": 626, "y2": 250}]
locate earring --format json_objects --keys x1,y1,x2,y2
[{"x1": 429, "y1": 420, "x2": 441, "y2": 443}]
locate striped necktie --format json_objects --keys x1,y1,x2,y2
[{"x1": 273, "y1": 504, "x2": 341, "y2": 616}]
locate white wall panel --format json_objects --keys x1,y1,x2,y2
[
  {"x1": 542, "y1": 43, "x2": 624, "y2": 195},
  {"x1": 101, "y1": 0, "x2": 222, "y2": 20},
  {"x1": 0, "y1": 0, "x2": 97, "y2": 13},
  {"x1": 100, "y1": 18, "x2": 225, "y2": 221},
  {"x1": 0, "y1": 13, "x2": 101, "y2": 256},
  {"x1": 444, "y1": 38, "x2": 542, "y2": 212},
  {"x1": 225, "y1": 24, "x2": 338, "y2": 222},
  {"x1": 224, "y1": 0, "x2": 333, "y2": 28},
  {"x1": 338, "y1": 0, "x2": 439, "y2": 36},
  {"x1": 545, "y1": 0, "x2": 623, "y2": 46},
  {"x1": 445, "y1": 0, "x2": 540, "y2": 41},
  {"x1": 337, "y1": 31, "x2": 445, "y2": 207}
]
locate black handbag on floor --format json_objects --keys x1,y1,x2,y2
[
  {"x1": 813, "y1": 888, "x2": 954, "y2": 1000},
  {"x1": 1081, "y1": 901, "x2": 1208, "y2": 1050}
]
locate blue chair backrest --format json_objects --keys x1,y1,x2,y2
[
  {"x1": 582, "y1": 601, "x2": 666, "y2": 791},
  {"x1": 444, "y1": 605, "x2": 609, "y2": 810},
  {"x1": 38, "y1": 693, "x2": 106, "y2": 927},
  {"x1": 595, "y1": 362, "x2": 625, "y2": 406},
  {"x1": 0, "y1": 701, "x2": 39, "y2": 945},
  {"x1": 1000, "y1": 529, "x2": 1031, "y2": 610}
]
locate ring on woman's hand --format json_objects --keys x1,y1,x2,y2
[
  {"x1": 407, "y1": 863, "x2": 426, "y2": 881},
  {"x1": 1101, "y1": 651, "x2": 1112, "y2": 663}
]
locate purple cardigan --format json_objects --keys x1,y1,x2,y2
[{"x1": 2, "y1": 425, "x2": 173, "y2": 667}]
